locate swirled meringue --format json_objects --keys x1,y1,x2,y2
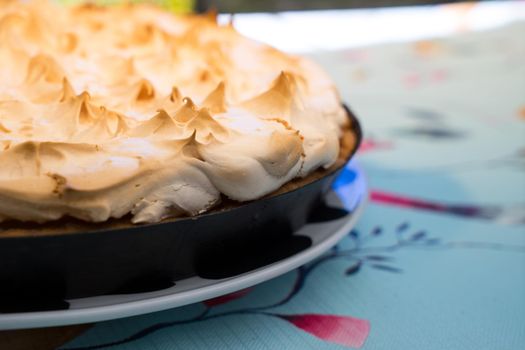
[{"x1": 0, "y1": 0, "x2": 347, "y2": 223}]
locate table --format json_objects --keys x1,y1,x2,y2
[{"x1": 3, "y1": 2, "x2": 525, "y2": 349}]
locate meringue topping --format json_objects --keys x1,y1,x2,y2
[{"x1": 0, "y1": 0, "x2": 347, "y2": 223}]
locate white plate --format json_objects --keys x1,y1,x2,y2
[{"x1": 0, "y1": 161, "x2": 367, "y2": 330}]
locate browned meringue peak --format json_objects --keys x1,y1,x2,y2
[
  {"x1": 57, "y1": 31, "x2": 78, "y2": 53},
  {"x1": 0, "y1": 122, "x2": 10, "y2": 134},
  {"x1": 170, "y1": 86, "x2": 183, "y2": 103},
  {"x1": 173, "y1": 98, "x2": 229, "y2": 144},
  {"x1": 131, "y1": 22, "x2": 156, "y2": 45},
  {"x1": 129, "y1": 109, "x2": 184, "y2": 139},
  {"x1": 186, "y1": 107, "x2": 229, "y2": 145},
  {"x1": 255, "y1": 131, "x2": 304, "y2": 177},
  {"x1": 135, "y1": 79, "x2": 156, "y2": 101},
  {"x1": 0, "y1": 4, "x2": 56, "y2": 52},
  {"x1": 240, "y1": 72, "x2": 300, "y2": 123},
  {"x1": 48, "y1": 92, "x2": 129, "y2": 141},
  {"x1": 20, "y1": 54, "x2": 67, "y2": 103},
  {"x1": 129, "y1": 96, "x2": 228, "y2": 145},
  {"x1": 202, "y1": 82, "x2": 227, "y2": 114},
  {"x1": 60, "y1": 78, "x2": 76, "y2": 102},
  {"x1": 129, "y1": 21, "x2": 173, "y2": 48},
  {"x1": 140, "y1": 86, "x2": 184, "y2": 116},
  {"x1": 104, "y1": 83, "x2": 183, "y2": 123},
  {"x1": 0, "y1": 12, "x2": 33, "y2": 44},
  {"x1": 25, "y1": 54, "x2": 64, "y2": 84}
]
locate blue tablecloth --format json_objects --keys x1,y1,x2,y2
[{"x1": 64, "y1": 3, "x2": 525, "y2": 349}]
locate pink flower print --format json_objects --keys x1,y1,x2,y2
[
  {"x1": 202, "y1": 288, "x2": 252, "y2": 307},
  {"x1": 278, "y1": 313, "x2": 370, "y2": 348},
  {"x1": 403, "y1": 72, "x2": 421, "y2": 89},
  {"x1": 358, "y1": 138, "x2": 393, "y2": 154},
  {"x1": 369, "y1": 191, "x2": 525, "y2": 224},
  {"x1": 343, "y1": 49, "x2": 368, "y2": 63},
  {"x1": 431, "y1": 68, "x2": 448, "y2": 82}
]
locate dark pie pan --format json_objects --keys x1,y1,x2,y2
[{"x1": 0, "y1": 106, "x2": 362, "y2": 312}]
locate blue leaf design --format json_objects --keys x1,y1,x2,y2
[
  {"x1": 345, "y1": 261, "x2": 362, "y2": 275},
  {"x1": 426, "y1": 238, "x2": 441, "y2": 245},
  {"x1": 371, "y1": 264, "x2": 402, "y2": 273},
  {"x1": 396, "y1": 222, "x2": 410, "y2": 233},
  {"x1": 349, "y1": 230, "x2": 359, "y2": 240},
  {"x1": 370, "y1": 226, "x2": 383, "y2": 236},
  {"x1": 365, "y1": 255, "x2": 394, "y2": 262},
  {"x1": 410, "y1": 231, "x2": 427, "y2": 241}
]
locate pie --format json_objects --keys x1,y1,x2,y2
[{"x1": 0, "y1": 0, "x2": 355, "y2": 225}]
